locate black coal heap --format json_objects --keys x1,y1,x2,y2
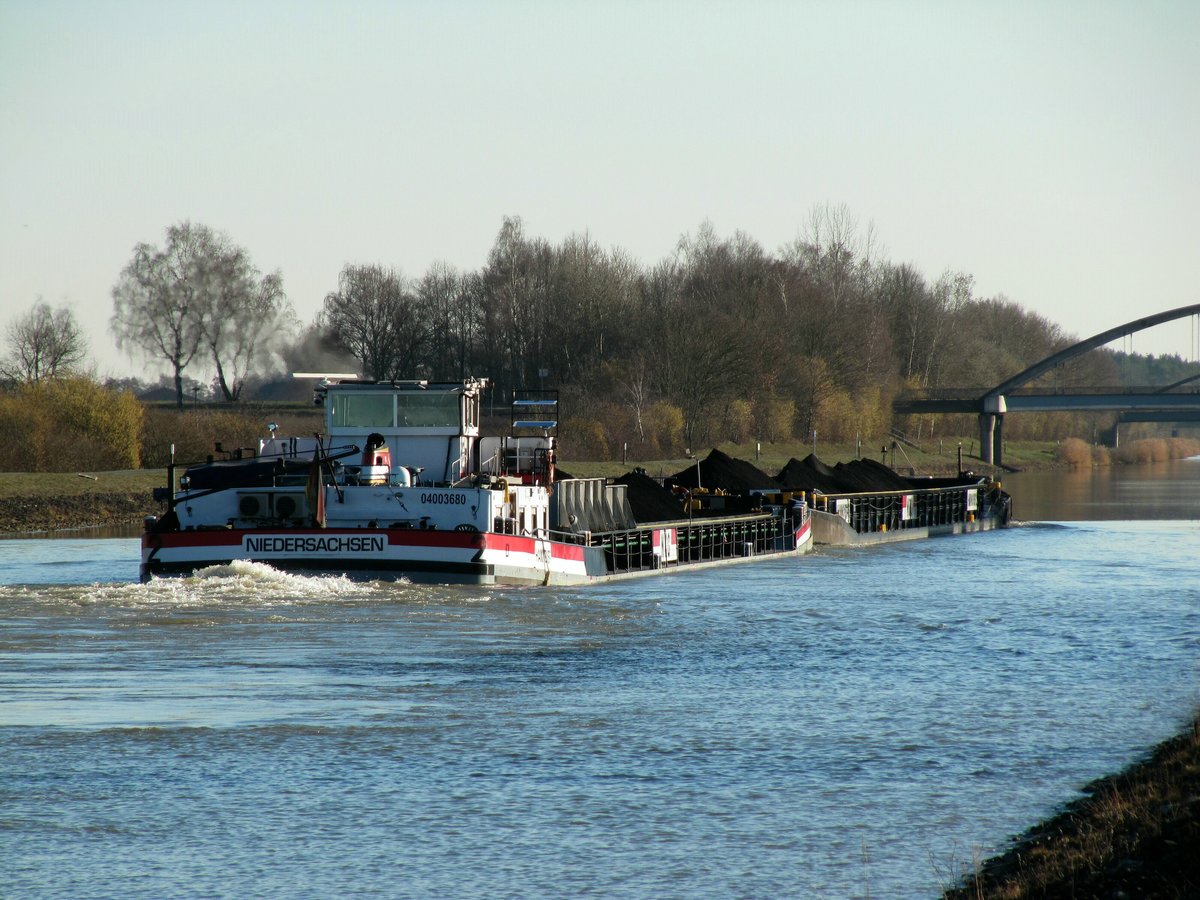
[
  {"x1": 777, "y1": 454, "x2": 914, "y2": 494},
  {"x1": 668, "y1": 449, "x2": 781, "y2": 492},
  {"x1": 613, "y1": 470, "x2": 687, "y2": 522}
]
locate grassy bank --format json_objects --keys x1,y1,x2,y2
[
  {"x1": 0, "y1": 469, "x2": 165, "y2": 533},
  {"x1": 944, "y1": 713, "x2": 1200, "y2": 898}
]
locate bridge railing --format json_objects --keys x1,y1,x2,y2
[{"x1": 899, "y1": 384, "x2": 1200, "y2": 401}]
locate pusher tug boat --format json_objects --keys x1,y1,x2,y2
[{"x1": 141, "y1": 376, "x2": 813, "y2": 585}]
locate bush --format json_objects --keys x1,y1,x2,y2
[
  {"x1": 1114, "y1": 437, "x2": 1200, "y2": 465},
  {"x1": 561, "y1": 416, "x2": 610, "y2": 460},
  {"x1": 1116, "y1": 438, "x2": 1169, "y2": 465},
  {"x1": 807, "y1": 382, "x2": 892, "y2": 444},
  {"x1": 724, "y1": 398, "x2": 754, "y2": 444},
  {"x1": 851, "y1": 383, "x2": 893, "y2": 441},
  {"x1": 1171, "y1": 437, "x2": 1200, "y2": 458},
  {"x1": 0, "y1": 377, "x2": 142, "y2": 472},
  {"x1": 1054, "y1": 437, "x2": 1094, "y2": 467},
  {"x1": 753, "y1": 395, "x2": 795, "y2": 443},
  {"x1": 813, "y1": 389, "x2": 857, "y2": 443},
  {"x1": 0, "y1": 394, "x2": 45, "y2": 472},
  {"x1": 140, "y1": 408, "x2": 319, "y2": 467},
  {"x1": 643, "y1": 402, "x2": 684, "y2": 457},
  {"x1": 1054, "y1": 435, "x2": 1200, "y2": 468}
]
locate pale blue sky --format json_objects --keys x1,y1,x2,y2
[{"x1": 2, "y1": 0, "x2": 1198, "y2": 377}]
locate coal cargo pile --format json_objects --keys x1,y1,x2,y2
[
  {"x1": 668, "y1": 449, "x2": 781, "y2": 492},
  {"x1": 776, "y1": 454, "x2": 913, "y2": 494},
  {"x1": 849, "y1": 457, "x2": 916, "y2": 490},
  {"x1": 777, "y1": 455, "x2": 844, "y2": 493},
  {"x1": 614, "y1": 471, "x2": 687, "y2": 522},
  {"x1": 831, "y1": 458, "x2": 913, "y2": 493}
]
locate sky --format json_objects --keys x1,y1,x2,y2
[{"x1": 2, "y1": 0, "x2": 1198, "y2": 379}]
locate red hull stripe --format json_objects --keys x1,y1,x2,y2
[
  {"x1": 550, "y1": 543, "x2": 585, "y2": 562},
  {"x1": 143, "y1": 528, "x2": 590, "y2": 559},
  {"x1": 473, "y1": 533, "x2": 586, "y2": 561}
]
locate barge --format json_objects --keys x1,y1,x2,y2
[
  {"x1": 772, "y1": 454, "x2": 1011, "y2": 546},
  {"x1": 141, "y1": 377, "x2": 813, "y2": 585},
  {"x1": 806, "y1": 480, "x2": 1010, "y2": 546}
]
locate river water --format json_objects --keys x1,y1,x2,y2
[{"x1": 2, "y1": 461, "x2": 1198, "y2": 898}]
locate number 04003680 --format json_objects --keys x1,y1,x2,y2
[{"x1": 420, "y1": 492, "x2": 467, "y2": 505}]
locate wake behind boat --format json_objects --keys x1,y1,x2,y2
[{"x1": 141, "y1": 376, "x2": 813, "y2": 585}]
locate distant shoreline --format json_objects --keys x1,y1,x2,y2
[{"x1": 0, "y1": 442, "x2": 1181, "y2": 535}]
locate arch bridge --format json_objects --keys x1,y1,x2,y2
[{"x1": 894, "y1": 303, "x2": 1200, "y2": 466}]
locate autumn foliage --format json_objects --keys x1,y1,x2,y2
[{"x1": 0, "y1": 377, "x2": 142, "y2": 472}]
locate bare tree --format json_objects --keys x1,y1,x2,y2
[
  {"x1": 111, "y1": 222, "x2": 289, "y2": 407},
  {"x1": 544, "y1": 234, "x2": 639, "y2": 390},
  {"x1": 612, "y1": 354, "x2": 652, "y2": 443},
  {"x1": 199, "y1": 260, "x2": 294, "y2": 401},
  {"x1": 919, "y1": 270, "x2": 973, "y2": 387},
  {"x1": 478, "y1": 217, "x2": 554, "y2": 395},
  {"x1": 111, "y1": 223, "x2": 209, "y2": 408},
  {"x1": 882, "y1": 263, "x2": 933, "y2": 385},
  {"x1": 418, "y1": 262, "x2": 480, "y2": 381},
  {"x1": 322, "y1": 264, "x2": 427, "y2": 380},
  {"x1": 2, "y1": 300, "x2": 89, "y2": 383}
]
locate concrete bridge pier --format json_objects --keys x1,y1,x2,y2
[
  {"x1": 979, "y1": 395, "x2": 1007, "y2": 467},
  {"x1": 979, "y1": 414, "x2": 995, "y2": 465},
  {"x1": 978, "y1": 414, "x2": 1005, "y2": 466}
]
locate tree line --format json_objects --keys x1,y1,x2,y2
[{"x1": 4, "y1": 208, "x2": 1195, "y2": 460}]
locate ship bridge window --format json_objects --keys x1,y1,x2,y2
[
  {"x1": 330, "y1": 393, "x2": 394, "y2": 427},
  {"x1": 396, "y1": 392, "x2": 460, "y2": 427}
]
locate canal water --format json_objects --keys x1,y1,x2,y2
[{"x1": 2, "y1": 461, "x2": 1198, "y2": 898}]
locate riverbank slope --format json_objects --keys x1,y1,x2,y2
[
  {"x1": 0, "y1": 470, "x2": 161, "y2": 533},
  {"x1": 944, "y1": 714, "x2": 1200, "y2": 898}
]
